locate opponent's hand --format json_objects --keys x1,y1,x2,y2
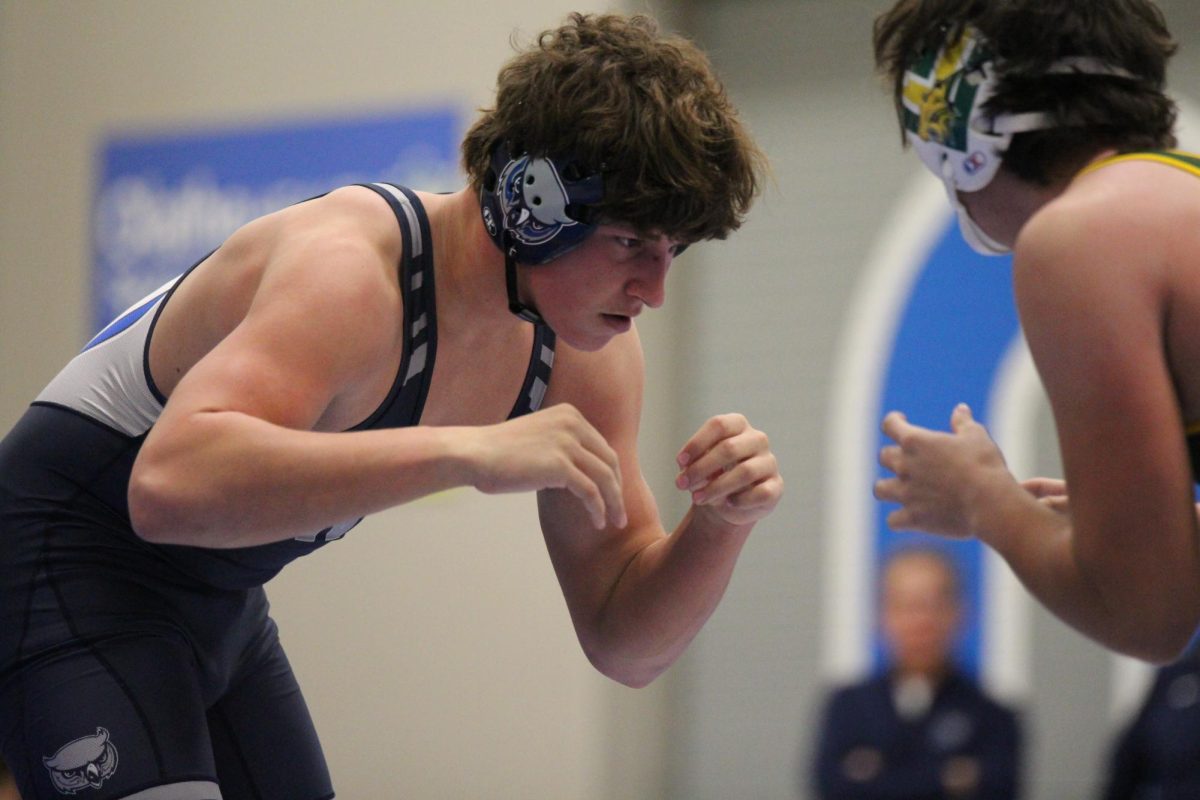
[
  {"x1": 468, "y1": 404, "x2": 625, "y2": 529},
  {"x1": 675, "y1": 413, "x2": 782, "y2": 527},
  {"x1": 874, "y1": 404, "x2": 1014, "y2": 537},
  {"x1": 1021, "y1": 477, "x2": 1069, "y2": 515}
]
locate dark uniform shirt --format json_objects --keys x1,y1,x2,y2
[
  {"x1": 1101, "y1": 649, "x2": 1200, "y2": 800},
  {"x1": 812, "y1": 670, "x2": 1022, "y2": 800}
]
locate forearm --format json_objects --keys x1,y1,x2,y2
[
  {"x1": 582, "y1": 507, "x2": 753, "y2": 687},
  {"x1": 130, "y1": 410, "x2": 474, "y2": 546},
  {"x1": 973, "y1": 487, "x2": 1196, "y2": 662}
]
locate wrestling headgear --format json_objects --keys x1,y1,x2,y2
[
  {"x1": 480, "y1": 142, "x2": 605, "y2": 323},
  {"x1": 901, "y1": 28, "x2": 1133, "y2": 255}
]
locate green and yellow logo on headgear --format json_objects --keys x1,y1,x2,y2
[{"x1": 901, "y1": 29, "x2": 992, "y2": 153}]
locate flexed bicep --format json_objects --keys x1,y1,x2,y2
[{"x1": 129, "y1": 189, "x2": 409, "y2": 543}]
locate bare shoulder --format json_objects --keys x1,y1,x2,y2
[
  {"x1": 223, "y1": 186, "x2": 402, "y2": 324},
  {"x1": 154, "y1": 184, "x2": 412, "y2": 430},
  {"x1": 1013, "y1": 166, "x2": 1182, "y2": 302},
  {"x1": 545, "y1": 326, "x2": 646, "y2": 437},
  {"x1": 153, "y1": 185, "x2": 406, "y2": 396},
  {"x1": 258, "y1": 184, "x2": 403, "y2": 267},
  {"x1": 1011, "y1": 162, "x2": 1178, "y2": 425}
]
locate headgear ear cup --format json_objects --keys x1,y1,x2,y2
[
  {"x1": 900, "y1": 27, "x2": 1137, "y2": 255},
  {"x1": 479, "y1": 142, "x2": 605, "y2": 323},
  {"x1": 480, "y1": 142, "x2": 604, "y2": 265}
]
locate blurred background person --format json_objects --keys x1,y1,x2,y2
[
  {"x1": 810, "y1": 547, "x2": 1022, "y2": 799},
  {"x1": 1099, "y1": 640, "x2": 1200, "y2": 800}
]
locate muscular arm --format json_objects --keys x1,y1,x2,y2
[
  {"x1": 983, "y1": 193, "x2": 1200, "y2": 661},
  {"x1": 538, "y1": 328, "x2": 782, "y2": 686},
  {"x1": 129, "y1": 190, "x2": 473, "y2": 545},
  {"x1": 877, "y1": 183, "x2": 1200, "y2": 661},
  {"x1": 129, "y1": 189, "x2": 626, "y2": 547}
]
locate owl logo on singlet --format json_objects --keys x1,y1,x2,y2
[{"x1": 42, "y1": 728, "x2": 119, "y2": 794}]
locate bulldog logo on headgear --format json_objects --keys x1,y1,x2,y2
[{"x1": 43, "y1": 727, "x2": 119, "y2": 795}]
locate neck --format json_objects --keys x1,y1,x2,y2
[
  {"x1": 424, "y1": 187, "x2": 517, "y2": 328},
  {"x1": 891, "y1": 662, "x2": 949, "y2": 685},
  {"x1": 995, "y1": 148, "x2": 1121, "y2": 246},
  {"x1": 1069, "y1": 147, "x2": 1122, "y2": 183},
  {"x1": 961, "y1": 168, "x2": 1064, "y2": 248}
]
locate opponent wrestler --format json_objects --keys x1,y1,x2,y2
[
  {"x1": 871, "y1": 0, "x2": 1199, "y2": 662},
  {"x1": 0, "y1": 13, "x2": 780, "y2": 799}
]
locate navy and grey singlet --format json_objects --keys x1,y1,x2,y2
[
  {"x1": 5, "y1": 181, "x2": 556, "y2": 590},
  {"x1": 0, "y1": 183, "x2": 555, "y2": 800}
]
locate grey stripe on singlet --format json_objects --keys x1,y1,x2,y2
[{"x1": 371, "y1": 182, "x2": 423, "y2": 257}]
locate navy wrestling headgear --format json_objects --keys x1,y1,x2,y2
[{"x1": 480, "y1": 142, "x2": 605, "y2": 323}]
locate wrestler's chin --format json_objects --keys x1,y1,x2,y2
[{"x1": 558, "y1": 315, "x2": 632, "y2": 352}]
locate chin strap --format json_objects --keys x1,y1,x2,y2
[
  {"x1": 503, "y1": 231, "x2": 545, "y2": 324},
  {"x1": 939, "y1": 157, "x2": 1010, "y2": 256}
]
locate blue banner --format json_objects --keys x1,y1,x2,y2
[{"x1": 92, "y1": 108, "x2": 461, "y2": 330}]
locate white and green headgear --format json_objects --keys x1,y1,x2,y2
[{"x1": 901, "y1": 27, "x2": 1132, "y2": 254}]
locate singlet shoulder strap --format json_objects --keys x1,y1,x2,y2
[
  {"x1": 347, "y1": 181, "x2": 554, "y2": 424},
  {"x1": 347, "y1": 182, "x2": 438, "y2": 430},
  {"x1": 508, "y1": 325, "x2": 556, "y2": 419},
  {"x1": 1076, "y1": 149, "x2": 1200, "y2": 180}
]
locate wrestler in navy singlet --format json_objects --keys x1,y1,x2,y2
[{"x1": 0, "y1": 183, "x2": 555, "y2": 800}]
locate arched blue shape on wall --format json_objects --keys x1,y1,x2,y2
[{"x1": 871, "y1": 221, "x2": 1020, "y2": 675}]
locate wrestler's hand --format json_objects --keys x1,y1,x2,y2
[
  {"x1": 1021, "y1": 477, "x2": 1070, "y2": 515},
  {"x1": 874, "y1": 403, "x2": 1015, "y2": 538},
  {"x1": 675, "y1": 413, "x2": 783, "y2": 527},
  {"x1": 467, "y1": 403, "x2": 625, "y2": 530}
]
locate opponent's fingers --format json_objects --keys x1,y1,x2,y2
[
  {"x1": 878, "y1": 445, "x2": 904, "y2": 475},
  {"x1": 879, "y1": 410, "x2": 917, "y2": 442},
  {"x1": 676, "y1": 413, "x2": 750, "y2": 470},
  {"x1": 885, "y1": 506, "x2": 917, "y2": 532},
  {"x1": 873, "y1": 476, "x2": 904, "y2": 503},
  {"x1": 1038, "y1": 495, "x2": 1070, "y2": 514},
  {"x1": 1021, "y1": 477, "x2": 1066, "y2": 498},
  {"x1": 950, "y1": 402, "x2": 975, "y2": 432}
]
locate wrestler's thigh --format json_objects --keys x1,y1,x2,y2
[
  {"x1": 207, "y1": 636, "x2": 333, "y2": 800},
  {"x1": 1, "y1": 632, "x2": 222, "y2": 800}
]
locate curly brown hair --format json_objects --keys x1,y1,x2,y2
[
  {"x1": 462, "y1": 12, "x2": 766, "y2": 243},
  {"x1": 873, "y1": 0, "x2": 1178, "y2": 185}
]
